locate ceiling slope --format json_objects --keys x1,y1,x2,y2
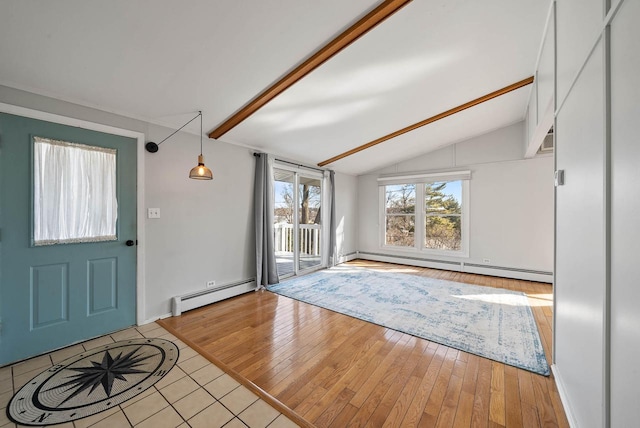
[
  {"x1": 330, "y1": 87, "x2": 531, "y2": 175},
  {"x1": 0, "y1": 0, "x2": 549, "y2": 175},
  {"x1": 0, "y1": 0, "x2": 380, "y2": 130},
  {"x1": 209, "y1": 0, "x2": 412, "y2": 139},
  {"x1": 318, "y1": 76, "x2": 533, "y2": 167},
  {"x1": 221, "y1": 0, "x2": 549, "y2": 173}
]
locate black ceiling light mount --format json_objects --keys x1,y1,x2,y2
[
  {"x1": 145, "y1": 141, "x2": 159, "y2": 153},
  {"x1": 146, "y1": 111, "x2": 213, "y2": 180}
]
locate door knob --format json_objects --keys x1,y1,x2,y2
[{"x1": 126, "y1": 240, "x2": 135, "y2": 246}]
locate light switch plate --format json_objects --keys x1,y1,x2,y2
[{"x1": 148, "y1": 208, "x2": 161, "y2": 219}]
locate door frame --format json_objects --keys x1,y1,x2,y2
[
  {"x1": 273, "y1": 162, "x2": 325, "y2": 278},
  {"x1": 0, "y1": 102, "x2": 147, "y2": 325}
]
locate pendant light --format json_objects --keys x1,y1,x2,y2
[
  {"x1": 145, "y1": 110, "x2": 213, "y2": 180},
  {"x1": 189, "y1": 111, "x2": 213, "y2": 180}
]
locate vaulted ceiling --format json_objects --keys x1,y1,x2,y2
[{"x1": 0, "y1": 0, "x2": 549, "y2": 175}]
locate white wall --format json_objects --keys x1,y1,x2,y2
[
  {"x1": 357, "y1": 122, "x2": 555, "y2": 280},
  {"x1": 0, "y1": 84, "x2": 360, "y2": 322},
  {"x1": 143, "y1": 127, "x2": 255, "y2": 318},
  {"x1": 334, "y1": 172, "x2": 358, "y2": 261},
  {"x1": 552, "y1": 0, "x2": 640, "y2": 426}
]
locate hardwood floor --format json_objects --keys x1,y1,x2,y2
[{"x1": 159, "y1": 260, "x2": 568, "y2": 427}]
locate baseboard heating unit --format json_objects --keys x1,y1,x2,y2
[
  {"x1": 171, "y1": 278, "x2": 256, "y2": 316},
  {"x1": 357, "y1": 252, "x2": 553, "y2": 283}
]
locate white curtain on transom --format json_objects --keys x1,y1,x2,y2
[{"x1": 33, "y1": 136, "x2": 118, "y2": 246}]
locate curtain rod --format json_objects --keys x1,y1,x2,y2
[{"x1": 253, "y1": 152, "x2": 326, "y2": 173}]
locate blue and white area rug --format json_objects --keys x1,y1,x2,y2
[{"x1": 268, "y1": 266, "x2": 549, "y2": 375}]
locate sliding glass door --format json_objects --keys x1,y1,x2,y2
[
  {"x1": 274, "y1": 169, "x2": 295, "y2": 277},
  {"x1": 273, "y1": 166, "x2": 323, "y2": 279},
  {"x1": 298, "y1": 175, "x2": 322, "y2": 272}
]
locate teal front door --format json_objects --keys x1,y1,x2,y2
[{"x1": 0, "y1": 113, "x2": 137, "y2": 366}]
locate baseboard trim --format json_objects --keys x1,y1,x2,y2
[
  {"x1": 357, "y1": 251, "x2": 553, "y2": 283},
  {"x1": 551, "y1": 364, "x2": 579, "y2": 428},
  {"x1": 141, "y1": 312, "x2": 173, "y2": 325},
  {"x1": 336, "y1": 251, "x2": 358, "y2": 264},
  {"x1": 463, "y1": 264, "x2": 553, "y2": 283}
]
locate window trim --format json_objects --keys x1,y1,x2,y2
[
  {"x1": 377, "y1": 170, "x2": 471, "y2": 185},
  {"x1": 379, "y1": 179, "x2": 470, "y2": 257}
]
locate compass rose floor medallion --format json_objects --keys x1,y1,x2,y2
[{"x1": 7, "y1": 338, "x2": 179, "y2": 426}]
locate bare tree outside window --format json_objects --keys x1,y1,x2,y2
[
  {"x1": 275, "y1": 182, "x2": 321, "y2": 224},
  {"x1": 385, "y1": 184, "x2": 416, "y2": 246},
  {"x1": 274, "y1": 184, "x2": 294, "y2": 224},
  {"x1": 298, "y1": 181, "x2": 321, "y2": 225}
]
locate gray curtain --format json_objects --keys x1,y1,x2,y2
[
  {"x1": 254, "y1": 153, "x2": 279, "y2": 289},
  {"x1": 326, "y1": 170, "x2": 337, "y2": 266}
]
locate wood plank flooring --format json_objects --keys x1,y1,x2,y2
[{"x1": 159, "y1": 260, "x2": 568, "y2": 427}]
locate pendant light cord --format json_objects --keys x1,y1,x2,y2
[{"x1": 156, "y1": 111, "x2": 202, "y2": 147}]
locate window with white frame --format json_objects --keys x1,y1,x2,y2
[
  {"x1": 33, "y1": 136, "x2": 118, "y2": 246},
  {"x1": 379, "y1": 171, "x2": 470, "y2": 256}
]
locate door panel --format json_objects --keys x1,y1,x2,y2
[
  {"x1": 31, "y1": 263, "x2": 69, "y2": 328},
  {"x1": 273, "y1": 168, "x2": 295, "y2": 278},
  {"x1": 0, "y1": 113, "x2": 137, "y2": 365},
  {"x1": 554, "y1": 40, "x2": 605, "y2": 427},
  {"x1": 88, "y1": 257, "x2": 117, "y2": 315},
  {"x1": 297, "y1": 175, "x2": 322, "y2": 272}
]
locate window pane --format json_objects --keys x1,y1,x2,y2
[
  {"x1": 273, "y1": 168, "x2": 295, "y2": 276},
  {"x1": 386, "y1": 215, "x2": 415, "y2": 246},
  {"x1": 425, "y1": 215, "x2": 461, "y2": 250},
  {"x1": 298, "y1": 176, "x2": 322, "y2": 271},
  {"x1": 385, "y1": 184, "x2": 416, "y2": 214},
  {"x1": 274, "y1": 168, "x2": 295, "y2": 225},
  {"x1": 33, "y1": 137, "x2": 117, "y2": 246},
  {"x1": 298, "y1": 177, "x2": 321, "y2": 225},
  {"x1": 425, "y1": 181, "x2": 462, "y2": 214}
]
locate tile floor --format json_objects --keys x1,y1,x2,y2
[{"x1": 0, "y1": 323, "x2": 298, "y2": 428}]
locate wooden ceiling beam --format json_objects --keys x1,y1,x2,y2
[
  {"x1": 208, "y1": 0, "x2": 412, "y2": 140},
  {"x1": 317, "y1": 76, "x2": 535, "y2": 167}
]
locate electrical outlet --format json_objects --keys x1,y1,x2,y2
[
  {"x1": 207, "y1": 280, "x2": 216, "y2": 288},
  {"x1": 148, "y1": 208, "x2": 161, "y2": 219},
  {"x1": 482, "y1": 258, "x2": 491, "y2": 264}
]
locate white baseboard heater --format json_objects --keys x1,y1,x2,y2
[
  {"x1": 171, "y1": 278, "x2": 256, "y2": 316},
  {"x1": 357, "y1": 252, "x2": 553, "y2": 283}
]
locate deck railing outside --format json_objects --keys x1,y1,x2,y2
[{"x1": 274, "y1": 223, "x2": 321, "y2": 256}]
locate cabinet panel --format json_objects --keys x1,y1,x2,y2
[{"x1": 554, "y1": 39, "x2": 605, "y2": 428}]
